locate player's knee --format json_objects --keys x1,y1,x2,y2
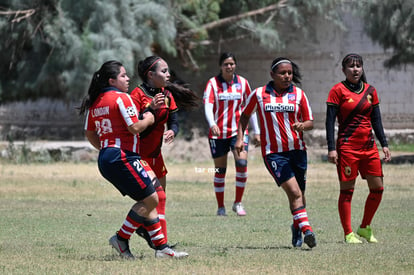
[
  {"x1": 236, "y1": 159, "x2": 247, "y2": 167},
  {"x1": 216, "y1": 167, "x2": 226, "y2": 174}
]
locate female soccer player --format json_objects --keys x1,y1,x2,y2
[
  {"x1": 203, "y1": 52, "x2": 260, "y2": 216},
  {"x1": 79, "y1": 60, "x2": 188, "y2": 258},
  {"x1": 326, "y1": 53, "x2": 391, "y2": 244},
  {"x1": 235, "y1": 57, "x2": 316, "y2": 248},
  {"x1": 130, "y1": 56, "x2": 198, "y2": 243}
]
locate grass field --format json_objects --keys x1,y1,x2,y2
[{"x1": 0, "y1": 157, "x2": 413, "y2": 274}]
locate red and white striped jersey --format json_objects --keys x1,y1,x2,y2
[
  {"x1": 84, "y1": 88, "x2": 140, "y2": 152},
  {"x1": 243, "y1": 82, "x2": 313, "y2": 156},
  {"x1": 203, "y1": 74, "x2": 252, "y2": 139}
]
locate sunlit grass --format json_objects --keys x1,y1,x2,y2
[{"x1": 0, "y1": 161, "x2": 413, "y2": 274}]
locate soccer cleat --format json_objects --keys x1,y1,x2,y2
[
  {"x1": 357, "y1": 226, "x2": 378, "y2": 243},
  {"x1": 136, "y1": 226, "x2": 156, "y2": 249},
  {"x1": 155, "y1": 246, "x2": 189, "y2": 259},
  {"x1": 232, "y1": 202, "x2": 246, "y2": 216},
  {"x1": 291, "y1": 224, "x2": 303, "y2": 247},
  {"x1": 345, "y1": 232, "x2": 363, "y2": 244},
  {"x1": 303, "y1": 230, "x2": 317, "y2": 248},
  {"x1": 217, "y1": 207, "x2": 227, "y2": 216},
  {"x1": 109, "y1": 234, "x2": 135, "y2": 259}
]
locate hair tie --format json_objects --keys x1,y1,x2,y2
[
  {"x1": 271, "y1": 59, "x2": 291, "y2": 70},
  {"x1": 144, "y1": 58, "x2": 161, "y2": 76}
]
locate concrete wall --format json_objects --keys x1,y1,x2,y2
[{"x1": 168, "y1": 12, "x2": 414, "y2": 130}]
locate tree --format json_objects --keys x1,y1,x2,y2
[
  {"x1": 356, "y1": 0, "x2": 414, "y2": 68},
  {"x1": 0, "y1": 0, "x2": 347, "y2": 102},
  {"x1": 171, "y1": 0, "x2": 345, "y2": 70},
  {"x1": 0, "y1": 0, "x2": 176, "y2": 102}
]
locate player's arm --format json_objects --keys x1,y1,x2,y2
[
  {"x1": 164, "y1": 111, "x2": 179, "y2": 144},
  {"x1": 371, "y1": 105, "x2": 388, "y2": 148},
  {"x1": 292, "y1": 120, "x2": 313, "y2": 132},
  {"x1": 326, "y1": 104, "x2": 338, "y2": 151},
  {"x1": 371, "y1": 105, "x2": 391, "y2": 162},
  {"x1": 128, "y1": 112, "x2": 155, "y2": 135},
  {"x1": 167, "y1": 111, "x2": 179, "y2": 137},
  {"x1": 249, "y1": 112, "x2": 261, "y2": 146},
  {"x1": 85, "y1": 130, "x2": 100, "y2": 150},
  {"x1": 326, "y1": 103, "x2": 338, "y2": 164},
  {"x1": 236, "y1": 113, "x2": 251, "y2": 155}
]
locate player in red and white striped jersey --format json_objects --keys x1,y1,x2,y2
[
  {"x1": 236, "y1": 57, "x2": 316, "y2": 249},
  {"x1": 203, "y1": 52, "x2": 260, "y2": 217}
]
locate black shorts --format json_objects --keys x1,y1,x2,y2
[
  {"x1": 263, "y1": 150, "x2": 307, "y2": 190},
  {"x1": 208, "y1": 134, "x2": 249, "y2": 158},
  {"x1": 98, "y1": 147, "x2": 155, "y2": 201}
]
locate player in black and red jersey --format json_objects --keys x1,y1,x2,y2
[
  {"x1": 326, "y1": 53, "x2": 391, "y2": 244},
  {"x1": 130, "y1": 56, "x2": 198, "y2": 246}
]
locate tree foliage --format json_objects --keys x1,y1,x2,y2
[
  {"x1": 357, "y1": 0, "x2": 414, "y2": 68},
  {"x1": 0, "y1": 0, "x2": 176, "y2": 102},
  {"x1": 0, "y1": 0, "x2": 410, "y2": 102}
]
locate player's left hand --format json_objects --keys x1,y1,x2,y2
[
  {"x1": 164, "y1": 130, "x2": 175, "y2": 144},
  {"x1": 252, "y1": 134, "x2": 261, "y2": 147},
  {"x1": 292, "y1": 122, "x2": 305, "y2": 132},
  {"x1": 383, "y1": 147, "x2": 391, "y2": 162}
]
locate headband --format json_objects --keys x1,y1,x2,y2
[
  {"x1": 144, "y1": 58, "x2": 161, "y2": 76},
  {"x1": 271, "y1": 59, "x2": 291, "y2": 70}
]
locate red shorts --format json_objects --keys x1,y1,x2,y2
[
  {"x1": 337, "y1": 147, "x2": 383, "y2": 182},
  {"x1": 141, "y1": 153, "x2": 168, "y2": 179}
]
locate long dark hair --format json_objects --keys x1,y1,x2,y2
[
  {"x1": 342, "y1": 53, "x2": 367, "y2": 83},
  {"x1": 138, "y1": 56, "x2": 199, "y2": 111},
  {"x1": 78, "y1": 60, "x2": 123, "y2": 115},
  {"x1": 270, "y1": 57, "x2": 302, "y2": 85}
]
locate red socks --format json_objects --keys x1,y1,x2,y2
[
  {"x1": 117, "y1": 210, "x2": 145, "y2": 240},
  {"x1": 235, "y1": 165, "x2": 247, "y2": 203},
  {"x1": 214, "y1": 168, "x2": 226, "y2": 208},
  {"x1": 143, "y1": 218, "x2": 168, "y2": 249},
  {"x1": 338, "y1": 189, "x2": 354, "y2": 235},
  {"x1": 292, "y1": 207, "x2": 312, "y2": 233},
  {"x1": 339, "y1": 187, "x2": 384, "y2": 235},
  {"x1": 155, "y1": 185, "x2": 168, "y2": 242},
  {"x1": 361, "y1": 187, "x2": 384, "y2": 228}
]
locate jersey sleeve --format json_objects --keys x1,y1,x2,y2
[
  {"x1": 243, "y1": 89, "x2": 258, "y2": 116},
  {"x1": 243, "y1": 78, "x2": 252, "y2": 103},
  {"x1": 117, "y1": 93, "x2": 139, "y2": 127},
  {"x1": 168, "y1": 92, "x2": 178, "y2": 113},
  {"x1": 327, "y1": 84, "x2": 341, "y2": 106},
  {"x1": 370, "y1": 86, "x2": 380, "y2": 106},
  {"x1": 300, "y1": 90, "x2": 313, "y2": 121},
  {"x1": 203, "y1": 78, "x2": 215, "y2": 105},
  {"x1": 203, "y1": 78, "x2": 217, "y2": 127}
]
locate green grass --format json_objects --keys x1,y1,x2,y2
[
  {"x1": 390, "y1": 142, "x2": 414, "y2": 152},
  {"x1": 0, "y1": 160, "x2": 413, "y2": 274}
]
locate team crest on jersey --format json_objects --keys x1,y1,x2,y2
[
  {"x1": 126, "y1": 106, "x2": 137, "y2": 117},
  {"x1": 234, "y1": 83, "x2": 242, "y2": 90},
  {"x1": 367, "y1": 94, "x2": 373, "y2": 104},
  {"x1": 288, "y1": 93, "x2": 296, "y2": 101},
  {"x1": 164, "y1": 96, "x2": 170, "y2": 107},
  {"x1": 140, "y1": 168, "x2": 148, "y2": 178},
  {"x1": 265, "y1": 103, "x2": 294, "y2": 112},
  {"x1": 344, "y1": 166, "x2": 351, "y2": 176}
]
